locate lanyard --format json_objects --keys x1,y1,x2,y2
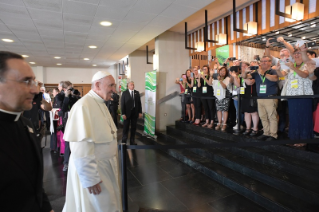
[
  {"x1": 204, "y1": 76, "x2": 208, "y2": 86},
  {"x1": 259, "y1": 70, "x2": 269, "y2": 84},
  {"x1": 293, "y1": 62, "x2": 303, "y2": 78}
]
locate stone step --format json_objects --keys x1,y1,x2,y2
[
  {"x1": 161, "y1": 129, "x2": 319, "y2": 205},
  {"x1": 175, "y1": 121, "x2": 319, "y2": 164},
  {"x1": 153, "y1": 134, "x2": 317, "y2": 212}
]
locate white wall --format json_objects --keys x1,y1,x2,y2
[
  {"x1": 32, "y1": 66, "x2": 117, "y2": 85},
  {"x1": 155, "y1": 31, "x2": 190, "y2": 131},
  {"x1": 128, "y1": 50, "x2": 154, "y2": 113}
]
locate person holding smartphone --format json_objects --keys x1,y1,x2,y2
[
  {"x1": 213, "y1": 67, "x2": 231, "y2": 131},
  {"x1": 182, "y1": 69, "x2": 194, "y2": 123},
  {"x1": 192, "y1": 66, "x2": 202, "y2": 125},
  {"x1": 276, "y1": 46, "x2": 314, "y2": 146},
  {"x1": 200, "y1": 65, "x2": 215, "y2": 128}
]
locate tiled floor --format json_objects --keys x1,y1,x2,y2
[{"x1": 42, "y1": 130, "x2": 268, "y2": 212}]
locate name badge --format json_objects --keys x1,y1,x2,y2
[
  {"x1": 27, "y1": 126, "x2": 34, "y2": 133},
  {"x1": 202, "y1": 87, "x2": 207, "y2": 94},
  {"x1": 279, "y1": 77, "x2": 285, "y2": 81},
  {"x1": 193, "y1": 87, "x2": 197, "y2": 93},
  {"x1": 291, "y1": 79, "x2": 298, "y2": 88},
  {"x1": 240, "y1": 87, "x2": 245, "y2": 94},
  {"x1": 217, "y1": 89, "x2": 221, "y2": 96},
  {"x1": 233, "y1": 90, "x2": 238, "y2": 95},
  {"x1": 260, "y1": 85, "x2": 267, "y2": 94},
  {"x1": 185, "y1": 89, "x2": 188, "y2": 94}
]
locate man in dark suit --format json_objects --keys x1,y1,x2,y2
[
  {"x1": 121, "y1": 81, "x2": 142, "y2": 145},
  {"x1": 0, "y1": 51, "x2": 53, "y2": 212},
  {"x1": 106, "y1": 91, "x2": 119, "y2": 127}
]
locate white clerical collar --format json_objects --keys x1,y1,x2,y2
[
  {"x1": 0, "y1": 108, "x2": 22, "y2": 121},
  {"x1": 89, "y1": 90, "x2": 105, "y2": 103}
]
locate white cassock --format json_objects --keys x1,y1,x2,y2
[{"x1": 62, "y1": 90, "x2": 122, "y2": 212}]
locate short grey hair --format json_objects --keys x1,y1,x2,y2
[{"x1": 127, "y1": 81, "x2": 134, "y2": 86}]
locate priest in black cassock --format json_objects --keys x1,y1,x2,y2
[{"x1": 0, "y1": 51, "x2": 53, "y2": 212}]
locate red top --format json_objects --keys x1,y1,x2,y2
[{"x1": 179, "y1": 83, "x2": 185, "y2": 93}]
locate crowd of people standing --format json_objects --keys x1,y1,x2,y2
[{"x1": 177, "y1": 37, "x2": 319, "y2": 147}]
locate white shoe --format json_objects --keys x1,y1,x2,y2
[{"x1": 233, "y1": 124, "x2": 238, "y2": 129}]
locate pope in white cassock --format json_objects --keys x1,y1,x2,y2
[{"x1": 62, "y1": 71, "x2": 122, "y2": 212}]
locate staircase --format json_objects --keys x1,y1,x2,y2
[{"x1": 135, "y1": 120, "x2": 319, "y2": 212}]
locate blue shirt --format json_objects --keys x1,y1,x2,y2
[{"x1": 251, "y1": 69, "x2": 278, "y2": 97}]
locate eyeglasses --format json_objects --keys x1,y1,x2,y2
[
  {"x1": 0, "y1": 78, "x2": 38, "y2": 87},
  {"x1": 260, "y1": 60, "x2": 271, "y2": 63},
  {"x1": 293, "y1": 52, "x2": 301, "y2": 55}
]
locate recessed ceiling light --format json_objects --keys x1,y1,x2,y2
[
  {"x1": 302, "y1": 36, "x2": 306, "y2": 39},
  {"x1": 288, "y1": 33, "x2": 292, "y2": 37},
  {"x1": 54, "y1": 56, "x2": 61, "y2": 59},
  {"x1": 92, "y1": 64, "x2": 97, "y2": 66},
  {"x1": 2, "y1": 38, "x2": 14, "y2": 42},
  {"x1": 29, "y1": 62, "x2": 36, "y2": 64},
  {"x1": 311, "y1": 22, "x2": 316, "y2": 24},
  {"x1": 262, "y1": 38, "x2": 266, "y2": 41},
  {"x1": 275, "y1": 31, "x2": 279, "y2": 34},
  {"x1": 100, "y1": 21, "x2": 112, "y2": 26},
  {"x1": 57, "y1": 63, "x2": 62, "y2": 65},
  {"x1": 89, "y1": 46, "x2": 97, "y2": 49},
  {"x1": 311, "y1": 24, "x2": 316, "y2": 28},
  {"x1": 83, "y1": 58, "x2": 90, "y2": 60},
  {"x1": 22, "y1": 55, "x2": 29, "y2": 58}
]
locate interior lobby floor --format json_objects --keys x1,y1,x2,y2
[{"x1": 42, "y1": 130, "x2": 268, "y2": 212}]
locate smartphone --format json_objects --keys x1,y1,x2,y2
[
  {"x1": 250, "y1": 66, "x2": 259, "y2": 70},
  {"x1": 295, "y1": 39, "x2": 305, "y2": 48},
  {"x1": 269, "y1": 38, "x2": 276, "y2": 43},
  {"x1": 229, "y1": 57, "x2": 236, "y2": 61},
  {"x1": 191, "y1": 73, "x2": 194, "y2": 78},
  {"x1": 182, "y1": 74, "x2": 186, "y2": 79},
  {"x1": 180, "y1": 78, "x2": 183, "y2": 81},
  {"x1": 279, "y1": 59, "x2": 290, "y2": 70},
  {"x1": 198, "y1": 69, "x2": 201, "y2": 74},
  {"x1": 305, "y1": 41, "x2": 316, "y2": 48},
  {"x1": 230, "y1": 66, "x2": 240, "y2": 72}
]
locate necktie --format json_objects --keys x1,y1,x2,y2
[{"x1": 131, "y1": 91, "x2": 135, "y2": 107}]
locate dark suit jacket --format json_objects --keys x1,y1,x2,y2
[
  {"x1": 0, "y1": 116, "x2": 52, "y2": 212},
  {"x1": 121, "y1": 90, "x2": 142, "y2": 118}
]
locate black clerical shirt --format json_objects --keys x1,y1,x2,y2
[{"x1": 0, "y1": 110, "x2": 51, "y2": 212}]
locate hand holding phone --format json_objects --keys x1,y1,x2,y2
[
  {"x1": 305, "y1": 41, "x2": 316, "y2": 48},
  {"x1": 191, "y1": 73, "x2": 194, "y2": 78}
]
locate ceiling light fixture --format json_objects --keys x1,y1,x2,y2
[
  {"x1": 288, "y1": 33, "x2": 292, "y2": 37},
  {"x1": 302, "y1": 36, "x2": 306, "y2": 39},
  {"x1": 54, "y1": 56, "x2": 61, "y2": 59},
  {"x1": 311, "y1": 24, "x2": 316, "y2": 28},
  {"x1": 204, "y1": 10, "x2": 227, "y2": 47},
  {"x1": 275, "y1": 31, "x2": 280, "y2": 34},
  {"x1": 92, "y1": 64, "x2": 97, "y2": 66},
  {"x1": 195, "y1": 42, "x2": 205, "y2": 52},
  {"x1": 22, "y1": 55, "x2": 29, "y2": 58},
  {"x1": 29, "y1": 62, "x2": 36, "y2": 64},
  {"x1": 57, "y1": 63, "x2": 62, "y2": 65},
  {"x1": 233, "y1": 0, "x2": 258, "y2": 36},
  {"x1": 100, "y1": 21, "x2": 112, "y2": 26},
  {"x1": 184, "y1": 22, "x2": 197, "y2": 51},
  {"x1": 276, "y1": 0, "x2": 304, "y2": 22},
  {"x1": 89, "y1": 46, "x2": 97, "y2": 49},
  {"x1": 2, "y1": 39, "x2": 14, "y2": 42},
  {"x1": 84, "y1": 58, "x2": 90, "y2": 60},
  {"x1": 262, "y1": 38, "x2": 266, "y2": 41}
]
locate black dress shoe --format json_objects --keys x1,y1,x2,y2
[
  {"x1": 242, "y1": 129, "x2": 251, "y2": 135},
  {"x1": 250, "y1": 130, "x2": 258, "y2": 137},
  {"x1": 257, "y1": 135, "x2": 269, "y2": 140},
  {"x1": 265, "y1": 136, "x2": 276, "y2": 141}
]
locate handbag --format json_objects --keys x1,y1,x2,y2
[{"x1": 250, "y1": 85, "x2": 257, "y2": 107}]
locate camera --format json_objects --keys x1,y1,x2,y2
[
  {"x1": 68, "y1": 87, "x2": 74, "y2": 92},
  {"x1": 229, "y1": 57, "x2": 236, "y2": 61}
]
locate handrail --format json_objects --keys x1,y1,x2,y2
[{"x1": 157, "y1": 91, "x2": 180, "y2": 104}]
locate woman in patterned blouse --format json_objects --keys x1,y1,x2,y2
[{"x1": 275, "y1": 46, "x2": 314, "y2": 147}]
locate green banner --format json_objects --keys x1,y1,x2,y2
[
  {"x1": 144, "y1": 71, "x2": 157, "y2": 137},
  {"x1": 216, "y1": 45, "x2": 229, "y2": 65}
]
